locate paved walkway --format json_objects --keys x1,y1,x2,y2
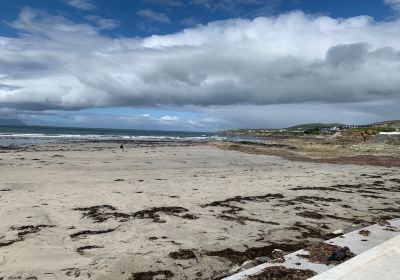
[
  {"x1": 310, "y1": 233, "x2": 400, "y2": 280},
  {"x1": 223, "y1": 219, "x2": 400, "y2": 280}
]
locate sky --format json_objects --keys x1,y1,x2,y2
[{"x1": 0, "y1": 0, "x2": 400, "y2": 131}]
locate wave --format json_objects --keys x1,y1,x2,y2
[{"x1": 0, "y1": 132, "x2": 226, "y2": 142}]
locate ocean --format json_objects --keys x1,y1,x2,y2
[{"x1": 0, "y1": 125, "x2": 228, "y2": 146}]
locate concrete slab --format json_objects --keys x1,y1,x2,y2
[
  {"x1": 223, "y1": 218, "x2": 400, "y2": 280},
  {"x1": 310, "y1": 234, "x2": 400, "y2": 280}
]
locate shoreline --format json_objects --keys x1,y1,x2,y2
[
  {"x1": 213, "y1": 140, "x2": 400, "y2": 168},
  {"x1": 2, "y1": 136, "x2": 400, "y2": 167}
]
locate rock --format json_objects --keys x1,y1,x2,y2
[
  {"x1": 228, "y1": 265, "x2": 242, "y2": 274},
  {"x1": 271, "y1": 249, "x2": 285, "y2": 260},
  {"x1": 332, "y1": 229, "x2": 344, "y2": 235},
  {"x1": 328, "y1": 246, "x2": 350, "y2": 262},
  {"x1": 254, "y1": 256, "x2": 270, "y2": 264},
  {"x1": 240, "y1": 260, "x2": 257, "y2": 270}
]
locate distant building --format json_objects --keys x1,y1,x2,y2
[{"x1": 380, "y1": 132, "x2": 400, "y2": 135}]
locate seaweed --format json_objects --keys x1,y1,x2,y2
[
  {"x1": 70, "y1": 228, "x2": 117, "y2": 239},
  {"x1": 249, "y1": 266, "x2": 316, "y2": 280},
  {"x1": 169, "y1": 249, "x2": 196, "y2": 260},
  {"x1": 128, "y1": 270, "x2": 174, "y2": 280}
]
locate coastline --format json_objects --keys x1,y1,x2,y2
[
  {"x1": 213, "y1": 138, "x2": 400, "y2": 168},
  {"x1": 0, "y1": 140, "x2": 399, "y2": 279}
]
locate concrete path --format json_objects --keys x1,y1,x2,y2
[
  {"x1": 223, "y1": 219, "x2": 400, "y2": 280},
  {"x1": 311, "y1": 233, "x2": 400, "y2": 280}
]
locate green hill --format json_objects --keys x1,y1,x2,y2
[{"x1": 287, "y1": 123, "x2": 346, "y2": 130}]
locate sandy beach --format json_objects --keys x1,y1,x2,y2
[{"x1": 1, "y1": 141, "x2": 399, "y2": 280}]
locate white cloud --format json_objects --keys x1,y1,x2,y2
[
  {"x1": 160, "y1": 115, "x2": 180, "y2": 121},
  {"x1": 64, "y1": 0, "x2": 97, "y2": 11},
  {"x1": 137, "y1": 9, "x2": 171, "y2": 24},
  {"x1": 384, "y1": 0, "x2": 400, "y2": 12},
  {"x1": 1, "y1": 7, "x2": 400, "y2": 128}
]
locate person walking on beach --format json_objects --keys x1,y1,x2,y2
[{"x1": 120, "y1": 144, "x2": 124, "y2": 151}]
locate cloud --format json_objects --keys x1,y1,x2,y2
[
  {"x1": 9, "y1": 7, "x2": 98, "y2": 36},
  {"x1": 1, "y1": 8, "x2": 400, "y2": 120},
  {"x1": 199, "y1": 101, "x2": 400, "y2": 129},
  {"x1": 160, "y1": 115, "x2": 179, "y2": 121},
  {"x1": 64, "y1": 0, "x2": 97, "y2": 11},
  {"x1": 137, "y1": 9, "x2": 171, "y2": 23},
  {"x1": 0, "y1": 107, "x2": 219, "y2": 131},
  {"x1": 384, "y1": 0, "x2": 400, "y2": 12},
  {"x1": 85, "y1": 15, "x2": 120, "y2": 30}
]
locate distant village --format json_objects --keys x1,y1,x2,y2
[{"x1": 223, "y1": 120, "x2": 400, "y2": 138}]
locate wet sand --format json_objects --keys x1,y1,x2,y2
[{"x1": 0, "y1": 141, "x2": 399, "y2": 280}]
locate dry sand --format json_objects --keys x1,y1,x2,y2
[{"x1": 0, "y1": 141, "x2": 399, "y2": 280}]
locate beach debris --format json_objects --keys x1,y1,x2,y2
[
  {"x1": 362, "y1": 194, "x2": 387, "y2": 199},
  {"x1": 73, "y1": 205, "x2": 197, "y2": 224},
  {"x1": 70, "y1": 228, "x2": 117, "y2": 239},
  {"x1": 76, "y1": 245, "x2": 104, "y2": 255},
  {"x1": 228, "y1": 265, "x2": 242, "y2": 275},
  {"x1": 169, "y1": 249, "x2": 196, "y2": 260},
  {"x1": 180, "y1": 213, "x2": 198, "y2": 220},
  {"x1": 202, "y1": 193, "x2": 285, "y2": 209},
  {"x1": 227, "y1": 260, "x2": 258, "y2": 275},
  {"x1": 232, "y1": 141, "x2": 297, "y2": 150},
  {"x1": 332, "y1": 229, "x2": 344, "y2": 235},
  {"x1": 383, "y1": 226, "x2": 400, "y2": 232},
  {"x1": 284, "y1": 195, "x2": 342, "y2": 206},
  {"x1": 128, "y1": 270, "x2": 174, "y2": 280},
  {"x1": 293, "y1": 222, "x2": 331, "y2": 239},
  {"x1": 132, "y1": 207, "x2": 194, "y2": 223},
  {"x1": 248, "y1": 266, "x2": 317, "y2": 280},
  {"x1": 375, "y1": 217, "x2": 390, "y2": 226},
  {"x1": 373, "y1": 180, "x2": 385, "y2": 185},
  {"x1": 61, "y1": 268, "x2": 82, "y2": 277},
  {"x1": 0, "y1": 224, "x2": 55, "y2": 248},
  {"x1": 254, "y1": 256, "x2": 271, "y2": 264},
  {"x1": 216, "y1": 214, "x2": 277, "y2": 225},
  {"x1": 302, "y1": 242, "x2": 355, "y2": 265},
  {"x1": 296, "y1": 211, "x2": 324, "y2": 219},
  {"x1": 389, "y1": 178, "x2": 400, "y2": 183},
  {"x1": 12, "y1": 225, "x2": 55, "y2": 240},
  {"x1": 328, "y1": 246, "x2": 351, "y2": 262},
  {"x1": 271, "y1": 249, "x2": 286, "y2": 260},
  {"x1": 241, "y1": 260, "x2": 257, "y2": 270},
  {"x1": 204, "y1": 242, "x2": 306, "y2": 265},
  {"x1": 358, "y1": 230, "x2": 370, "y2": 236},
  {"x1": 73, "y1": 205, "x2": 130, "y2": 223},
  {"x1": 202, "y1": 193, "x2": 284, "y2": 224}
]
